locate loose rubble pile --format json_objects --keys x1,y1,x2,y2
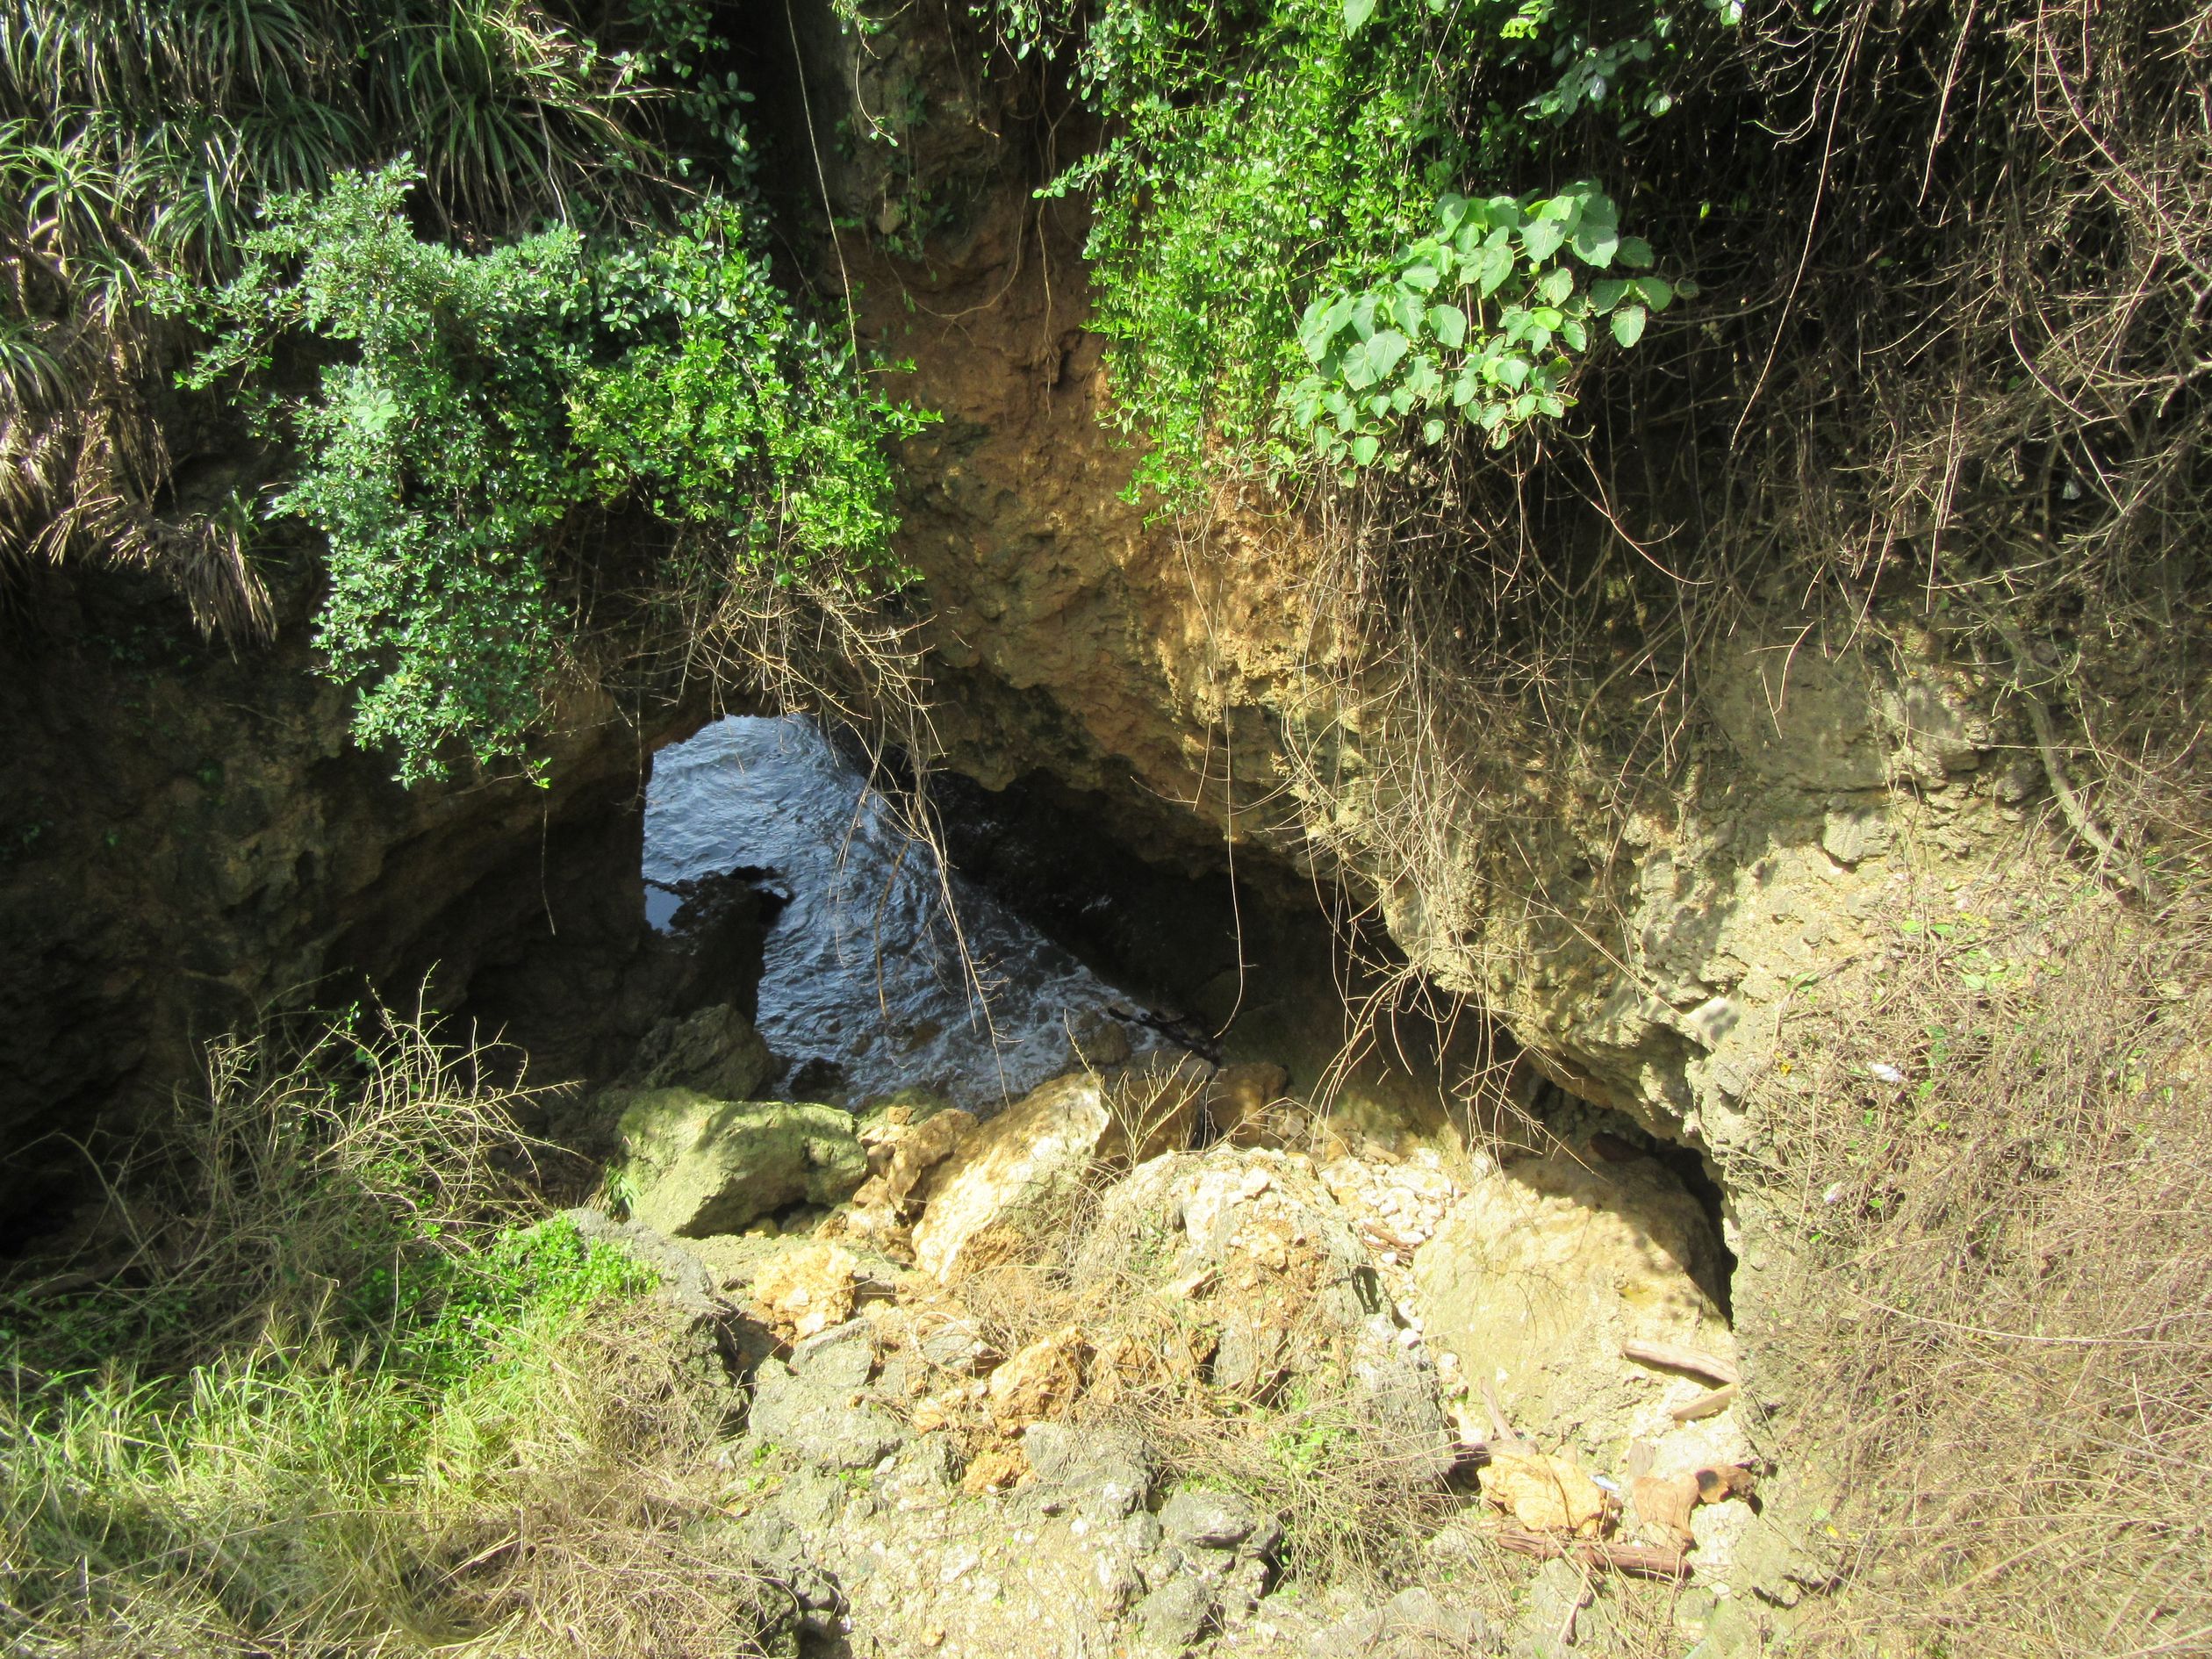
[{"x1": 589, "y1": 1021, "x2": 1835, "y2": 1656}]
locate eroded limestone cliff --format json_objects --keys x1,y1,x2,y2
[
  {"x1": 783, "y1": 4, "x2": 2050, "y2": 1167},
  {"x1": 0, "y1": 564, "x2": 731, "y2": 1241}
]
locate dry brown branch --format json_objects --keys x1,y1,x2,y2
[
  {"x1": 1667, "y1": 1384, "x2": 1740, "y2": 1423},
  {"x1": 1620, "y1": 1339, "x2": 1741, "y2": 1387},
  {"x1": 1491, "y1": 1528, "x2": 1692, "y2": 1584}
]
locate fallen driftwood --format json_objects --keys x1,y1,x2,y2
[
  {"x1": 1670, "y1": 1382, "x2": 1740, "y2": 1422},
  {"x1": 1620, "y1": 1339, "x2": 1741, "y2": 1386},
  {"x1": 1492, "y1": 1527, "x2": 1693, "y2": 1583},
  {"x1": 1479, "y1": 1380, "x2": 1542, "y2": 1457}
]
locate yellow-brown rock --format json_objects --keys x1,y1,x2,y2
[{"x1": 1413, "y1": 1153, "x2": 1733, "y2": 1444}]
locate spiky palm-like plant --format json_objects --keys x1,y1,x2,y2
[{"x1": 0, "y1": 0, "x2": 709, "y2": 636}]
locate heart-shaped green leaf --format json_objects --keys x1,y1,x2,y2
[
  {"x1": 1476, "y1": 237, "x2": 1515, "y2": 298},
  {"x1": 1569, "y1": 194, "x2": 1620, "y2": 266},
  {"x1": 1520, "y1": 220, "x2": 1566, "y2": 263},
  {"x1": 1611, "y1": 303, "x2": 1648, "y2": 347}
]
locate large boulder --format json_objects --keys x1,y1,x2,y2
[
  {"x1": 617, "y1": 1088, "x2": 868, "y2": 1237},
  {"x1": 1412, "y1": 1151, "x2": 1734, "y2": 1446},
  {"x1": 909, "y1": 1071, "x2": 1197, "y2": 1282},
  {"x1": 626, "y1": 1003, "x2": 774, "y2": 1102}
]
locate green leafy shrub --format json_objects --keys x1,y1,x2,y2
[
  {"x1": 0, "y1": 0, "x2": 737, "y2": 629},
  {"x1": 180, "y1": 164, "x2": 930, "y2": 783},
  {"x1": 0, "y1": 0, "x2": 794, "y2": 655},
  {"x1": 1282, "y1": 183, "x2": 1690, "y2": 477},
  {"x1": 1001, "y1": 0, "x2": 1723, "y2": 497}
]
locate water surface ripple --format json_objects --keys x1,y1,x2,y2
[{"x1": 644, "y1": 716, "x2": 1149, "y2": 1112}]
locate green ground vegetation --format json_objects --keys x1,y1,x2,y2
[{"x1": 0, "y1": 1009, "x2": 777, "y2": 1656}]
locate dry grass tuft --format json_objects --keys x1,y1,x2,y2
[{"x1": 1740, "y1": 844, "x2": 2212, "y2": 1656}]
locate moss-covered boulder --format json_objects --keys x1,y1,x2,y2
[
  {"x1": 615, "y1": 1088, "x2": 867, "y2": 1238},
  {"x1": 627, "y1": 1004, "x2": 774, "y2": 1102}
]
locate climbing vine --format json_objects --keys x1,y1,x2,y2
[{"x1": 1282, "y1": 183, "x2": 1685, "y2": 478}]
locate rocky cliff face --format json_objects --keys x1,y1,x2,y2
[
  {"x1": 790, "y1": 2, "x2": 2051, "y2": 1195},
  {"x1": 0, "y1": 563, "x2": 731, "y2": 1245},
  {"x1": 0, "y1": 4, "x2": 2049, "y2": 1266}
]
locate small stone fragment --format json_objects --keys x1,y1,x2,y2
[
  {"x1": 959, "y1": 1442, "x2": 1029, "y2": 1494},
  {"x1": 1160, "y1": 1486, "x2": 1266, "y2": 1552},
  {"x1": 1132, "y1": 1576, "x2": 1217, "y2": 1655},
  {"x1": 988, "y1": 1325, "x2": 1088, "y2": 1427},
  {"x1": 885, "y1": 1108, "x2": 978, "y2": 1210},
  {"x1": 750, "y1": 1242, "x2": 860, "y2": 1339},
  {"x1": 790, "y1": 1318, "x2": 875, "y2": 1390}
]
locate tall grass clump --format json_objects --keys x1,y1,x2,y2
[{"x1": 0, "y1": 1005, "x2": 786, "y2": 1657}]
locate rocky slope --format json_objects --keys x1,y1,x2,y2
[
  {"x1": 585, "y1": 1058, "x2": 1797, "y2": 1656},
  {"x1": 781, "y1": 1, "x2": 2042, "y2": 1133},
  {"x1": 773, "y1": 0, "x2": 2077, "y2": 1519}
]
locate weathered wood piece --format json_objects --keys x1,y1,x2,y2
[{"x1": 1620, "y1": 1338, "x2": 1741, "y2": 1386}]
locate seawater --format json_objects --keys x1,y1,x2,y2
[{"x1": 643, "y1": 716, "x2": 1150, "y2": 1113}]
